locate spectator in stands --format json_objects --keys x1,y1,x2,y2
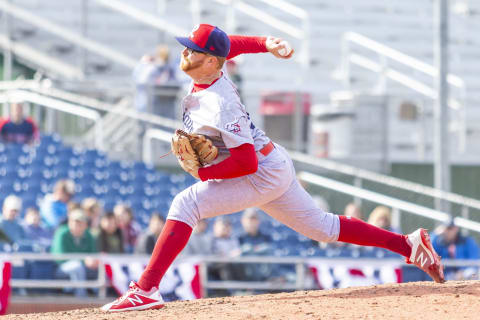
[
  {"x1": 344, "y1": 202, "x2": 363, "y2": 220},
  {"x1": 114, "y1": 204, "x2": 141, "y2": 253},
  {"x1": 135, "y1": 213, "x2": 165, "y2": 254},
  {"x1": 238, "y1": 208, "x2": 278, "y2": 282},
  {"x1": 0, "y1": 100, "x2": 39, "y2": 144},
  {"x1": 82, "y1": 197, "x2": 103, "y2": 235},
  {"x1": 432, "y1": 220, "x2": 480, "y2": 281},
  {"x1": 368, "y1": 206, "x2": 400, "y2": 233},
  {"x1": 40, "y1": 179, "x2": 75, "y2": 229},
  {"x1": 238, "y1": 208, "x2": 271, "y2": 252},
  {"x1": 209, "y1": 217, "x2": 242, "y2": 287},
  {"x1": 22, "y1": 207, "x2": 52, "y2": 250},
  {"x1": 0, "y1": 195, "x2": 25, "y2": 246},
  {"x1": 133, "y1": 44, "x2": 178, "y2": 116},
  {"x1": 97, "y1": 211, "x2": 123, "y2": 253},
  {"x1": 183, "y1": 219, "x2": 212, "y2": 256},
  {"x1": 51, "y1": 209, "x2": 98, "y2": 297}
]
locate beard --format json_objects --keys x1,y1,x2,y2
[{"x1": 180, "y1": 55, "x2": 205, "y2": 72}]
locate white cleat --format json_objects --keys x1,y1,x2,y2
[
  {"x1": 101, "y1": 281, "x2": 165, "y2": 312},
  {"x1": 406, "y1": 228, "x2": 445, "y2": 283}
]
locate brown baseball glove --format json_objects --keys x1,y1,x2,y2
[{"x1": 171, "y1": 129, "x2": 218, "y2": 179}]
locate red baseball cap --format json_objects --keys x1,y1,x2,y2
[{"x1": 176, "y1": 24, "x2": 230, "y2": 58}]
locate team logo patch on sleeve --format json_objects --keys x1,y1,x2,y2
[{"x1": 225, "y1": 116, "x2": 247, "y2": 133}]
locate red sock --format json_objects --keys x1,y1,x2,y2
[
  {"x1": 337, "y1": 216, "x2": 412, "y2": 258},
  {"x1": 138, "y1": 220, "x2": 193, "y2": 291}
]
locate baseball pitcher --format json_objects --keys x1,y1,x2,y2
[{"x1": 102, "y1": 24, "x2": 444, "y2": 312}]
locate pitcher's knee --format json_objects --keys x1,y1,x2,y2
[{"x1": 167, "y1": 188, "x2": 200, "y2": 228}]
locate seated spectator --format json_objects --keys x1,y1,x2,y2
[
  {"x1": 0, "y1": 195, "x2": 26, "y2": 246},
  {"x1": 209, "y1": 217, "x2": 242, "y2": 288},
  {"x1": 114, "y1": 204, "x2": 141, "y2": 253},
  {"x1": 97, "y1": 212, "x2": 123, "y2": 253},
  {"x1": 134, "y1": 213, "x2": 165, "y2": 254},
  {"x1": 239, "y1": 208, "x2": 272, "y2": 253},
  {"x1": 238, "y1": 208, "x2": 279, "y2": 282},
  {"x1": 40, "y1": 179, "x2": 75, "y2": 229},
  {"x1": 51, "y1": 209, "x2": 98, "y2": 297},
  {"x1": 0, "y1": 100, "x2": 39, "y2": 144},
  {"x1": 368, "y1": 206, "x2": 400, "y2": 233},
  {"x1": 22, "y1": 207, "x2": 52, "y2": 250},
  {"x1": 344, "y1": 202, "x2": 363, "y2": 220},
  {"x1": 183, "y1": 219, "x2": 213, "y2": 256},
  {"x1": 82, "y1": 198, "x2": 103, "y2": 235},
  {"x1": 432, "y1": 220, "x2": 480, "y2": 281},
  {"x1": 211, "y1": 217, "x2": 240, "y2": 257}
]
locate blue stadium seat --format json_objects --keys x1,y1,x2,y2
[{"x1": 40, "y1": 133, "x2": 62, "y2": 146}]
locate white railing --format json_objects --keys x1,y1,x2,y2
[
  {"x1": 4, "y1": 252, "x2": 480, "y2": 299},
  {"x1": 340, "y1": 32, "x2": 468, "y2": 152},
  {"x1": 291, "y1": 151, "x2": 480, "y2": 221},
  {"x1": 0, "y1": 89, "x2": 104, "y2": 150},
  {"x1": 211, "y1": 0, "x2": 310, "y2": 68},
  {"x1": 298, "y1": 171, "x2": 480, "y2": 234},
  {"x1": 0, "y1": 0, "x2": 137, "y2": 69},
  {"x1": 93, "y1": 0, "x2": 189, "y2": 37},
  {"x1": 141, "y1": 124, "x2": 480, "y2": 225},
  {"x1": 0, "y1": 35, "x2": 83, "y2": 80}
]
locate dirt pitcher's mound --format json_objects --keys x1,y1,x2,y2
[{"x1": 5, "y1": 281, "x2": 480, "y2": 320}]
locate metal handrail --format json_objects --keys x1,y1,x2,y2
[
  {"x1": 211, "y1": 0, "x2": 310, "y2": 67},
  {"x1": 93, "y1": 0, "x2": 188, "y2": 36},
  {"x1": 142, "y1": 124, "x2": 480, "y2": 224},
  {"x1": 298, "y1": 171, "x2": 480, "y2": 234},
  {"x1": 0, "y1": 89, "x2": 104, "y2": 150},
  {"x1": 344, "y1": 32, "x2": 464, "y2": 87},
  {"x1": 4, "y1": 252, "x2": 480, "y2": 297},
  {"x1": 0, "y1": 0, "x2": 137, "y2": 69},
  {"x1": 340, "y1": 31, "x2": 468, "y2": 153},
  {"x1": 291, "y1": 151, "x2": 480, "y2": 211},
  {"x1": 0, "y1": 35, "x2": 83, "y2": 80}
]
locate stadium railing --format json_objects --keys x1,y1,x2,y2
[
  {"x1": 0, "y1": 0, "x2": 137, "y2": 73},
  {"x1": 340, "y1": 31, "x2": 467, "y2": 152},
  {"x1": 5, "y1": 253, "x2": 480, "y2": 299}
]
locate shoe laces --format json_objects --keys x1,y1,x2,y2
[{"x1": 114, "y1": 283, "x2": 141, "y2": 304}]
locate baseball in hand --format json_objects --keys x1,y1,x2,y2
[{"x1": 278, "y1": 41, "x2": 292, "y2": 56}]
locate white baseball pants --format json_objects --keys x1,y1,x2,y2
[{"x1": 167, "y1": 144, "x2": 340, "y2": 243}]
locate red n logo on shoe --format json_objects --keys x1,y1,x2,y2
[{"x1": 128, "y1": 295, "x2": 144, "y2": 306}]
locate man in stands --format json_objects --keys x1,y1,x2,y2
[
  {"x1": 0, "y1": 101, "x2": 39, "y2": 144},
  {"x1": 0, "y1": 195, "x2": 26, "y2": 246},
  {"x1": 51, "y1": 208, "x2": 98, "y2": 297},
  {"x1": 40, "y1": 179, "x2": 76, "y2": 229}
]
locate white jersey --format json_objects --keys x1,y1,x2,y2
[{"x1": 181, "y1": 73, "x2": 270, "y2": 164}]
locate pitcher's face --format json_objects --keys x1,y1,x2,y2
[{"x1": 180, "y1": 48, "x2": 208, "y2": 73}]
